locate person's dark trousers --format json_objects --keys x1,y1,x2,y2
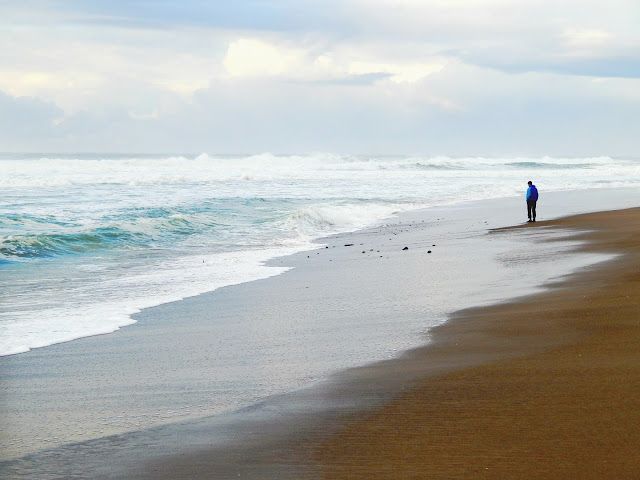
[{"x1": 527, "y1": 200, "x2": 537, "y2": 221}]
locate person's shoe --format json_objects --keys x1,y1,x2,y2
[
  {"x1": 527, "y1": 219, "x2": 533, "y2": 222},
  {"x1": 533, "y1": 219, "x2": 536, "y2": 222}
]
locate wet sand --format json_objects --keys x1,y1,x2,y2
[
  {"x1": 2, "y1": 197, "x2": 639, "y2": 479},
  {"x1": 318, "y1": 207, "x2": 640, "y2": 479}
]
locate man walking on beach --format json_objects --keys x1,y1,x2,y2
[{"x1": 526, "y1": 181, "x2": 538, "y2": 222}]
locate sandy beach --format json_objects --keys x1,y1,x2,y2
[
  {"x1": 318, "y1": 207, "x2": 640, "y2": 479},
  {"x1": 2, "y1": 195, "x2": 639, "y2": 479},
  {"x1": 4, "y1": 1, "x2": 637, "y2": 476},
  {"x1": 135, "y1": 205, "x2": 640, "y2": 479}
]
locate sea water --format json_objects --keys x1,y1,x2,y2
[{"x1": 2, "y1": 153, "x2": 640, "y2": 357}]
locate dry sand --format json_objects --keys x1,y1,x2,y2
[{"x1": 317, "y1": 207, "x2": 640, "y2": 479}]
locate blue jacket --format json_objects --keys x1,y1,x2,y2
[{"x1": 526, "y1": 184, "x2": 538, "y2": 202}]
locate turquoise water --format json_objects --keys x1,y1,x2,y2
[{"x1": 1, "y1": 153, "x2": 639, "y2": 355}]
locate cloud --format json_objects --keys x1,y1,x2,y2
[
  {"x1": 335, "y1": 0, "x2": 640, "y2": 79},
  {"x1": 221, "y1": 36, "x2": 450, "y2": 87},
  {"x1": 32, "y1": 62, "x2": 633, "y2": 156},
  {"x1": 0, "y1": 91, "x2": 63, "y2": 145},
  {"x1": 0, "y1": 3, "x2": 235, "y2": 114},
  {"x1": 1, "y1": 0, "x2": 639, "y2": 154},
  {"x1": 455, "y1": 48, "x2": 640, "y2": 79},
  {"x1": 563, "y1": 28, "x2": 611, "y2": 48},
  {"x1": 348, "y1": 61, "x2": 447, "y2": 84},
  {"x1": 223, "y1": 38, "x2": 307, "y2": 77},
  {"x1": 32, "y1": 0, "x2": 294, "y2": 30}
]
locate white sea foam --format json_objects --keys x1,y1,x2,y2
[
  {"x1": 282, "y1": 203, "x2": 416, "y2": 236},
  {"x1": 0, "y1": 246, "x2": 311, "y2": 356},
  {"x1": 0, "y1": 153, "x2": 635, "y2": 188}
]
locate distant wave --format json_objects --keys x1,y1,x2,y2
[
  {"x1": 2, "y1": 152, "x2": 639, "y2": 358},
  {"x1": 0, "y1": 153, "x2": 624, "y2": 188},
  {"x1": 505, "y1": 162, "x2": 594, "y2": 169}
]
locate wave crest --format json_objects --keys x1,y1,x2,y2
[
  {"x1": 281, "y1": 202, "x2": 410, "y2": 237},
  {"x1": 0, "y1": 229, "x2": 144, "y2": 261},
  {"x1": 0, "y1": 154, "x2": 623, "y2": 188}
]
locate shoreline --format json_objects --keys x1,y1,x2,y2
[
  {"x1": 2, "y1": 186, "x2": 638, "y2": 360},
  {"x1": 2, "y1": 186, "x2": 637, "y2": 361},
  {"x1": 132, "y1": 206, "x2": 640, "y2": 479},
  {"x1": 1, "y1": 194, "x2": 639, "y2": 479},
  {"x1": 317, "y1": 207, "x2": 640, "y2": 478}
]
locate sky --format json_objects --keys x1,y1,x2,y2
[{"x1": 1, "y1": 0, "x2": 639, "y2": 155}]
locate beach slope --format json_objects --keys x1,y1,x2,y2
[{"x1": 318, "y1": 208, "x2": 640, "y2": 479}]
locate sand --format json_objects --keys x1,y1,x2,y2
[
  {"x1": 2, "y1": 198, "x2": 639, "y2": 479},
  {"x1": 318, "y1": 208, "x2": 640, "y2": 479},
  {"x1": 119, "y1": 206, "x2": 640, "y2": 480}
]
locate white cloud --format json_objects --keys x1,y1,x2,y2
[
  {"x1": 0, "y1": 20, "x2": 228, "y2": 113},
  {"x1": 223, "y1": 38, "x2": 307, "y2": 77},
  {"x1": 563, "y1": 28, "x2": 611, "y2": 48},
  {"x1": 221, "y1": 36, "x2": 449, "y2": 87}
]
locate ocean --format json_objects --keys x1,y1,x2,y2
[{"x1": 1, "y1": 152, "x2": 640, "y2": 357}]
